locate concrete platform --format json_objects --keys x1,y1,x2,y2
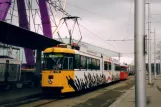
[
  {"x1": 110, "y1": 75, "x2": 161, "y2": 107},
  {"x1": 0, "y1": 87, "x2": 42, "y2": 104}
]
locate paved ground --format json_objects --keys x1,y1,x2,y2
[
  {"x1": 0, "y1": 87, "x2": 42, "y2": 103},
  {"x1": 18, "y1": 76, "x2": 134, "y2": 107},
  {"x1": 110, "y1": 75, "x2": 161, "y2": 107},
  {"x1": 3, "y1": 75, "x2": 161, "y2": 107}
]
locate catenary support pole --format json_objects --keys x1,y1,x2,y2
[
  {"x1": 148, "y1": 0, "x2": 152, "y2": 84},
  {"x1": 154, "y1": 28, "x2": 156, "y2": 78},
  {"x1": 160, "y1": 50, "x2": 161, "y2": 74},
  {"x1": 135, "y1": 0, "x2": 147, "y2": 106}
]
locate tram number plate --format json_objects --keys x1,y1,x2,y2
[{"x1": 54, "y1": 71, "x2": 61, "y2": 73}]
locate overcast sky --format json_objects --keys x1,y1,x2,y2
[
  {"x1": 61, "y1": 0, "x2": 161, "y2": 63},
  {"x1": 58, "y1": 0, "x2": 135, "y2": 54},
  {"x1": 3, "y1": 0, "x2": 161, "y2": 64}
]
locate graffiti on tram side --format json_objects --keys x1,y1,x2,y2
[
  {"x1": 112, "y1": 72, "x2": 120, "y2": 81},
  {"x1": 106, "y1": 71, "x2": 112, "y2": 83},
  {"x1": 66, "y1": 72, "x2": 106, "y2": 92}
]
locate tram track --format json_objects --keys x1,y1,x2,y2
[
  {"x1": 30, "y1": 99, "x2": 59, "y2": 107},
  {"x1": 0, "y1": 94, "x2": 64, "y2": 107},
  {"x1": 16, "y1": 78, "x2": 134, "y2": 107},
  {"x1": 16, "y1": 95, "x2": 69, "y2": 107},
  {"x1": 0, "y1": 93, "x2": 43, "y2": 107},
  {"x1": 0, "y1": 77, "x2": 134, "y2": 107},
  {"x1": 15, "y1": 92, "x2": 83, "y2": 107}
]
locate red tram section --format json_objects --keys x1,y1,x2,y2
[{"x1": 120, "y1": 64, "x2": 129, "y2": 80}]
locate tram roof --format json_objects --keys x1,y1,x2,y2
[
  {"x1": 0, "y1": 21, "x2": 62, "y2": 50},
  {"x1": 44, "y1": 47, "x2": 75, "y2": 54},
  {"x1": 56, "y1": 38, "x2": 120, "y2": 57}
]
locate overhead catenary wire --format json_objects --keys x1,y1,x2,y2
[
  {"x1": 5, "y1": 0, "x2": 134, "y2": 55},
  {"x1": 52, "y1": 0, "x2": 68, "y2": 35},
  {"x1": 47, "y1": 0, "x2": 58, "y2": 26},
  {"x1": 47, "y1": 1, "x2": 63, "y2": 42},
  {"x1": 44, "y1": 0, "x2": 116, "y2": 49},
  {"x1": 106, "y1": 39, "x2": 134, "y2": 41},
  {"x1": 106, "y1": 38, "x2": 155, "y2": 42},
  {"x1": 123, "y1": 0, "x2": 134, "y2": 40},
  {"x1": 150, "y1": 16, "x2": 161, "y2": 24},
  {"x1": 61, "y1": 1, "x2": 110, "y2": 20},
  {"x1": 79, "y1": 24, "x2": 115, "y2": 49},
  {"x1": 60, "y1": 0, "x2": 135, "y2": 49},
  {"x1": 58, "y1": 0, "x2": 131, "y2": 45}
]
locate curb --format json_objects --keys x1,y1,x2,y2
[{"x1": 109, "y1": 86, "x2": 135, "y2": 107}]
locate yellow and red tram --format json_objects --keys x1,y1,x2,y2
[{"x1": 41, "y1": 44, "x2": 128, "y2": 94}]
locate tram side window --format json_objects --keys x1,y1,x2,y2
[
  {"x1": 97, "y1": 59, "x2": 100, "y2": 70},
  {"x1": 69, "y1": 57, "x2": 73, "y2": 70},
  {"x1": 87, "y1": 57, "x2": 91, "y2": 70},
  {"x1": 120, "y1": 67, "x2": 127, "y2": 71},
  {"x1": 104, "y1": 61, "x2": 107, "y2": 70},
  {"x1": 109, "y1": 63, "x2": 111, "y2": 70},
  {"x1": 80, "y1": 55, "x2": 87, "y2": 70},
  {"x1": 91, "y1": 58, "x2": 94, "y2": 70},
  {"x1": 94, "y1": 59, "x2": 97, "y2": 70},
  {"x1": 91, "y1": 58, "x2": 97, "y2": 70},
  {"x1": 63, "y1": 57, "x2": 68, "y2": 70},
  {"x1": 74, "y1": 54, "x2": 80, "y2": 69},
  {"x1": 62, "y1": 57, "x2": 74, "y2": 70},
  {"x1": 115, "y1": 64, "x2": 120, "y2": 71},
  {"x1": 107, "y1": 62, "x2": 109, "y2": 70}
]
